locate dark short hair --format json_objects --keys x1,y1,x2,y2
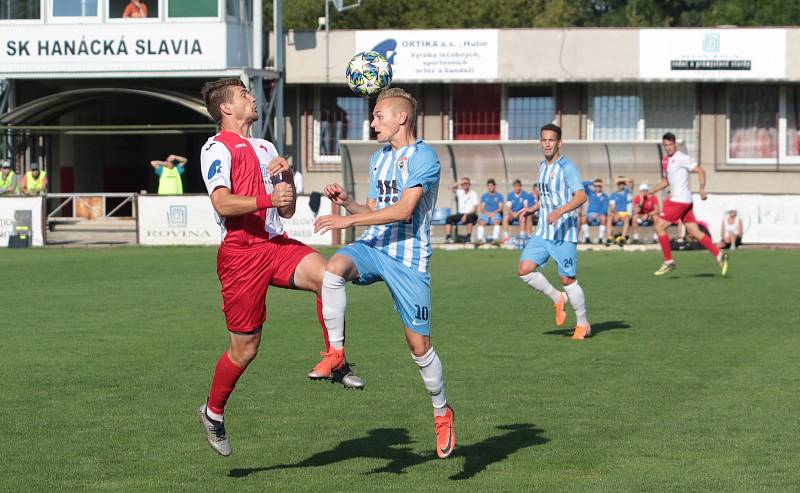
[
  {"x1": 513, "y1": 179, "x2": 522, "y2": 186},
  {"x1": 201, "y1": 78, "x2": 246, "y2": 123},
  {"x1": 487, "y1": 178, "x2": 496, "y2": 185},
  {"x1": 662, "y1": 132, "x2": 677, "y2": 143},
  {"x1": 540, "y1": 123, "x2": 562, "y2": 141},
  {"x1": 593, "y1": 178, "x2": 603, "y2": 185}
]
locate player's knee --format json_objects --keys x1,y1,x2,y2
[
  {"x1": 325, "y1": 255, "x2": 350, "y2": 278},
  {"x1": 229, "y1": 343, "x2": 259, "y2": 366},
  {"x1": 518, "y1": 264, "x2": 535, "y2": 277},
  {"x1": 560, "y1": 276, "x2": 576, "y2": 286}
]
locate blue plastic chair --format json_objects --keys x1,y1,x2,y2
[{"x1": 431, "y1": 208, "x2": 450, "y2": 225}]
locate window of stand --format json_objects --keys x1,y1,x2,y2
[
  {"x1": 50, "y1": 0, "x2": 100, "y2": 22},
  {"x1": 0, "y1": 0, "x2": 42, "y2": 21},
  {"x1": 168, "y1": 0, "x2": 217, "y2": 18},
  {"x1": 588, "y1": 83, "x2": 697, "y2": 158},
  {"x1": 726, "y1": 84, "x2": 800, "y2": 168},
  {"x1": 313, "y1": 88, "x2": 369, "y2": 164},
  {"x1": 504, "y1": 85, "x2": 555, "y2": 140}
]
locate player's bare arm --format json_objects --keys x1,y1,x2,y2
[
  {"x1": 692, "y1": 165, "x2": 708, "y2": 200},
  {"x1": 149, "y1": 160, "x2": 163, "y2": 169},
  {"x1": 323, "y1": 182, "x2": 374, "y2": 215},
  {"x1": 548, "y1": 189, "x2": 587, "y2": 225},
  {"x1": 314, "y1": 185, "x2": 423, "y2": 234},
  {"x1": 209, "y1": 183, "x2": 293, "y2": 217}
]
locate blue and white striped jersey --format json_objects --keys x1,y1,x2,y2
[
  {"x1": 534, "y1": 155, "x2": 583, "y2": 243},
  {"x1": 360, "y1": 140, "x2": 441, "y2": 272}
]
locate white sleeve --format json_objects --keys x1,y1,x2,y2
[
  {"x1": 681, "y1": 154, "x2": 698, "y2": 171},
  {"x1": 200, "y1": 141, "x2": 232, "y2": 194}
]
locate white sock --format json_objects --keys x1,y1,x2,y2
[
  {"x1": 564, "y1": 281, "x2": 588, "y2": 326},
  {"x1": 633, "y1": 233, "x2": 640, "y2": 240},
  {"x1": 581, "y1": 224, "x2": 589, "y2": 241},
  {"x1": 477, "y1": 225, "x2": 485, "y2": 241},
  {"x1": 205, "y1": 405, "x2": 224, "y2": 422},
  {"x1": 492, "y1": 225, "x2": 500, "y2": 240},
  {"x1": 321, "y1": 271, "x2": 346, "y2": 350},
  {"x1": 599, "y1": 225, "x2": 606, "y2": 240},
  {"x1": 653, "y1": 232, "x2": 658, "y2": 242},
  {"x1": 520, "y1": 271, "x2": 562, "y2": 304},
  {"x1": 412, "y1": 347, "x2": 447, "y2": 412}
]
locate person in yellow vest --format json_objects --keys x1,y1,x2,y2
[
  {"x1": 21, "y1": 162, "x2": 47, "y2": 196},
  {"x1": 0, "y1": 161, "x2": 19, "y2": 196},
  {"x1": 150, "y1": 154, "x2": 188, "y2": 195}
]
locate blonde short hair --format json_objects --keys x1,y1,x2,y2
[{"x1": 376, "y1": 88, "x2": 418, "y2": 132}]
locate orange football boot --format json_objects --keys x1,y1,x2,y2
[
  {"x1": 554, "y1": 292, "x2": 568, "y2": 327},
  {"x1": 308, "y1": 348, "x2": 345, "y2": 379},
  {"x1": 435, "y1": 406, "x2": 456, "y2": 459},
  {"x1": 571, "y1": 324, "x2": 592, "y2": 340}
]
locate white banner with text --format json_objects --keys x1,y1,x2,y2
[
  {"x1": 0, "y1": 197, "x2": 44, "y2": 247},
  {"x1": 639, "y1": 29, "x2": 786, "y2": 80},
  {"x1": 691, "y1": 193, "x2": 800, "y2": 244},
  {"x1": 137, "y1": 195, "x2": 333, "y2": 246},
  {"x1": 0, "y1": 23, "x2": 227, "y2": 73},
  {"x1": 355, "y1": 29, "x2": 498, "y2": 81}
]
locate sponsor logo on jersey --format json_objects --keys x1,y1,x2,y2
[
  {"x1": 397, "y1": 156, "x2": 408, "y2": 169},
  {"x1": 235, "y1": 143, "x2": 247, "y2": 148},
  {"x1": 207, "y1": 159, "x2": 222, "y2": 180}
]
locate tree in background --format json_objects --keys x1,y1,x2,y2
[{"x1": 263, "y1": 0, "x2": 800, "y2": 30}]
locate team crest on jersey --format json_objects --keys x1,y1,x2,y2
[
  {"x1": 550, "y1": 172, "x2": 556, "y2": 180},
  {"x1": 397, "y1": 156, "x2": 408, "y2": 169}
]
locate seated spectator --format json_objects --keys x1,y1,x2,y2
[
  {"x1": 631, "y1": 183, "x2": 660, "y2": 243},
  {"x1": 0, "y1": 161, "x2": 19, "y2": 196},
  {"x1": 580, "y1": 178, "x2": 609, "y2": 244},
  {"x1": 502, "y1": 179, "x2": 530, "y2": 243},
  {"x1": 21, "y1": 162, "x2": 47, "y2": 196},
  {"x1": 445, "y1": 177, "x2": 479, "y2": 243},
  {"x1": 606, "y1": 177, "x2": 633, "y2": 245},
  {"x1": 525, "y1": 184, "x2": 539, "y2": 235},
  {"x1": 718, "y1": 209, "x2": 743, "y2": 250},
  {"x1": 477, "y1": 178, "x2": 503, "y2": 243}
]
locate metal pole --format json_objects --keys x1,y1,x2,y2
[
  {"x1": 274, "y1": 0, "x2": 284, "y2": 153},
  {"x1": 325, "y1": 0, "x2": 330, "y2": 84},
  {"x1": 252, "y1": 0, "x2": 263, "y2": 138}
]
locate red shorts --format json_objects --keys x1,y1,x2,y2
[
  {"x1": 659, "y1": 199, "x2": 696, "y2": 225},
  {"x1": 216, "y1": 236, "x2": 317, "y2": 333}
]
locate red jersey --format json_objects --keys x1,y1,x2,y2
[
  {"x1": 634, "y1": 194, "x2": 659, "y2": 215},
  {"x1": 200, "y1": 130, "x2": 284, "y2": 247}
]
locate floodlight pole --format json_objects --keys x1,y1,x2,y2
[
  {"x1": 325, "y1": 1, "x2": 361, "y2": 84},
  {"x1": 274, "y1": 0, "x2": 285, "y2": 154}
]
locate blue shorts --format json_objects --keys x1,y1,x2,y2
[
  {"x1": 480, "y1": 213, "x2": 502, "y2": 224},
  {"x1": 587, "y1": 212, "x2": 605, "y2": 226},
  {"x1": 336, "y1": 241, "x2": 431, "y2": 335},
  {"x1": 519, "y1": 235, "x2": 578, "y2": 278}
]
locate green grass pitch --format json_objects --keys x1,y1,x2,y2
[{"x1": 3, "y1": 247, "x2": 799, "y2": 492}]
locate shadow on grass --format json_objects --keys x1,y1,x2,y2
[
  {"x1": 449, "y1": 423, "x2": 549, "y2": 480},
  {"x1": 228, "y1": 423, "x2": 548, "y2": 480},
  {"x1": 543, "y1": 320, "x2": 630, "y2": 337}
]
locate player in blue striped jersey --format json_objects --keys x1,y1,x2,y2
[
  {"x1": 518, "y1": 124, "x2": 592, "y2": 340},
  {"x1": 312, "y1": 88, "x2": 456, "y2": 459}
]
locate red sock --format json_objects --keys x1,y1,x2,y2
[
  {"x1": 698, "y1": 234, "x2": 721, "y2": 258},
  {"x1": 207, "y1": 352, "x2": 246, "y2": 415},
  {"x1": 316, "y1": 295, "x2": 330, "y2": 352},
  {"x1": 658, "y1": 234, "x2": 673, "y2": 262}
]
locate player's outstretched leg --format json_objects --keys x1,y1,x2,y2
[
  {"x1": 312, "y1": 256, "x2": 365, "y2": 389},
  {"x1": 687, "y1": 222, "x2": 729, "y2": 276},
  {"x1": 407, "y1": 331, "x2": 455, "y2": 459},
  {"x1": 313, "y1": 293, "x2": 365, "y2": 389},
  {"x1": 519, "y1": 261, "x2": 567, "y2": 326}
]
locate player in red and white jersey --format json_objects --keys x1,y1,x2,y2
[
  {"x1": 194, "y1": 78, "x2": 362, "y2": 457},
  {"x1": 650, "y1": 132, "x2": 729, "y2": 276}
]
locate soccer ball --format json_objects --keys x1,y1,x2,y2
[{"x1": 346, "y1": 51, "x2": 393, "y2": 97}]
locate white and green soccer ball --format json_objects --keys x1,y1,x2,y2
[{"x1": 346, "y1": 51, "x2": 393, "y2": 97}]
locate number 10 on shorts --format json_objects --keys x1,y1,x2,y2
[{"x1": 415, "y1": 304, "x2": 429, "y2": 321}]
